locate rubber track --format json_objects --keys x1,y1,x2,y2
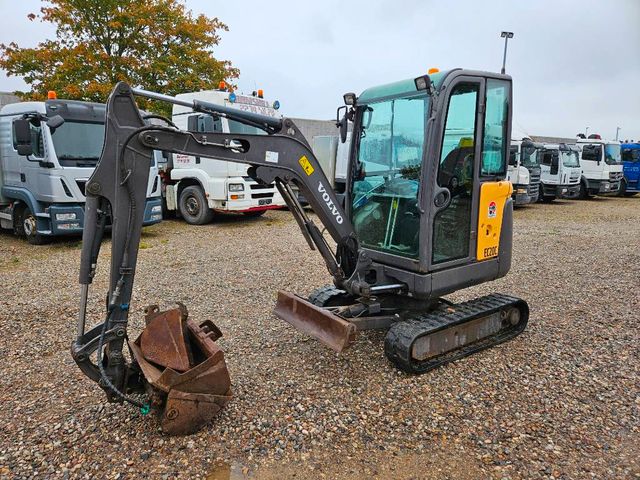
[
  {"x1": 308, "y1": 285, "x2": 348, "y2": 307},
  {"x1": 384, "y1": 293, "x2": 529, "y2": 374}
]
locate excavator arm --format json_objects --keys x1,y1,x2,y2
[{"x1": 71, "y1": 82, "x2": 365, "y2": 433}]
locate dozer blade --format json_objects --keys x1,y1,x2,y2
[
  {"x1": 130, "y1": 305, "x2": 232, "y2": 435},
  {"x1": 274, "y1": 290, "x2": 357, "y2": 352}
]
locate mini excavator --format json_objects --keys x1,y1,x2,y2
[{"x1": 72, "y1": 69, "x2": 528, "y2": 434}]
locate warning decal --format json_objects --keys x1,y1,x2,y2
[
  {"x1": 298, "y1": 155, "x2": 315, "y2": 176},
  {"x1": 488, "y1": 201, "x2": 497, "y2": 218}
]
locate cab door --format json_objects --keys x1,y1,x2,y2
[{"x1": 428, "y1": 75, "x2": 511, "y2": 270}]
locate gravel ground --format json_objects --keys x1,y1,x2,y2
[{"x1": 1, "y1": 196, "x2": 639, "y2": 479}]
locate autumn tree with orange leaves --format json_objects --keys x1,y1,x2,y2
[{"x1": 0, "y1": 0, "x2": 238, "y2": 114}]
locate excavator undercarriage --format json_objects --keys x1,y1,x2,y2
[{"x1": 72, "y1": 70, "x2": 529, "y2": 435}]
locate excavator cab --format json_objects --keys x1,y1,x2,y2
[
  {"x1": 345, "y1": 71, "x2": 514, "y2": 287},
  {"x1": 72, "y1": 69, "x2": 528, "y2": 435}
]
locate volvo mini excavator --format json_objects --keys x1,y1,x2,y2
[{"x1": 71, "y1": 69, "x2": 529, "y2": 435}]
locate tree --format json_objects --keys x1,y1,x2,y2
[{"x1": 0, "y1": 0, "x2": 239, "y2": 114}]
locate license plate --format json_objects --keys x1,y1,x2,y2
[{"x1": 258, "y1": 199, "x2": 272, "y2": 206}]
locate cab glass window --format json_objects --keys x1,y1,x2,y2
[
  {"x1": 432, "y1": 82, "x2": 479, "y2": 264},
  {"x1": 622, "y1": 148, "x2": 640, "y2": 162},
  {"x1": 351, "y1": 94, "x2": 428, "y2": 258},
  {"x1": 482, "y1": 79, "x2": 510, "y2": 176},
  {"x1": 581, "y1": 144, "x2": 601, "y2": 161}
]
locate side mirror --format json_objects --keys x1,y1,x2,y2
[
  {"x1": 46, "y1": 115, "x2": 65, "y2": 133},
  {"x1": 339, "y1": 114, "x2": 348, "y2": 143},
  {"x1": 13, "y1": 118, "x2": 33, "y2": 156}
]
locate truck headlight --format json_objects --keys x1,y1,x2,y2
[
  {"x1": 56, "y1": 212, "x2": 77, "y2": 221},
  {"x1": 151, "y1": 205, "x2": 162, "y2": 213},
  {"x1": 228, "y1": 183, "x2": 244, "y2": 192},
  {"x1": 516, "y1": 188, "x2": 527, "y2": 194}
]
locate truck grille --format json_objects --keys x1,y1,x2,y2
[
  {"x1": 243, "y1": 176, "x2": 276, "y2": 200},
  {"x1": 609, "y1": 171, "x2": 623, "y2": 182},
  {"x1": 527, "y1": 183, "x2": 539, "y2": 198},
  {"x1": 76, "y1": 180, "x2": 87, "y2": 196},
  {"x1": 528, "y1": 167, "x2": 541, "y2": 184},
  {"x1": 251, "y1": 192, "x2": 274, "y2": 199},
  {"x1": 569, "y1": 172, "x2": 580, "y2": 183}
]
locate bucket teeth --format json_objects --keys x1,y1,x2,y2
[{"x1": 131, "y1": 305, "x2": 232, "y2": 435}]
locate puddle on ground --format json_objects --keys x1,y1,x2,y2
[{"x1": 206, "y1": 461, "x2": 251, "y2": 480}]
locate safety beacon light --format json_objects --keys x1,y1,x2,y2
[
  {"x1": 257, "y1": 89, "x2": 264, "y2": 98},
  {"x1": 47, "y1": 91, "x2": 57, "y2": 100},
  {"x1": 229, "y1": 92, "x2": 237, "y2": 103},
  {"x1": 428, "y1": 68, "x2": 440, "y2": 74},
  {"x1": 272, "y1": 100, "x2": 280, "y2": 110},
  {"x1": 218, "y1": 81, "x2": 227, "y2": 91}
]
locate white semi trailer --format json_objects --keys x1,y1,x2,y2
[
  {"x1": 575, "y1": 134, "x2": 623, "y2": 198},
  {"x1": 160, "y1": 85, "x2": 285, "y2": 224},
  {"x1": 0, "y1": 95, "x2": 162, "y2": 244}
]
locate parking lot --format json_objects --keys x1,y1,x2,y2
[{"x1": 1, "y1": 196, "x2": 638, "y2": 479}]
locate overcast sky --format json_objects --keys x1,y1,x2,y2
[{"x1": 1, "y1": 0, "x2": 638, "y2": 139}]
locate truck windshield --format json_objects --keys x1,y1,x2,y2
[
  {"x1": 521, "y1": 145, "x2": 540, "y2": 167},
  {"x1": 51, "y1": 121, "x2": 104, "y2": 167},
  {"x1": 227, "y1": 119, "x2": 267, "y2": 136},
  {"x1": 560, "y1": 151, "x2": 580, "y2": 167},
  {"x1": 604, "y1": 144, "x2": 622, "y2": 165}
]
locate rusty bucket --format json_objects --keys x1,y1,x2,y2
[{"x1": 129, "y1": 303, "x2": 232, "y2": 435}]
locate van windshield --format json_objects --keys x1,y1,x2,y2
[{"x1": 51, "y1": 121, "x2": 104, "y2": 167}]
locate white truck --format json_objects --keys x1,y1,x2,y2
[
  {"x1": 0, "y1": 96, "x2": 162, "y2": 244},
  {"x1": 575, "y1": 134, "x2": 623, "y2": 198},
  {"x1": 537, "y1": 143, "x2": 582, "y2": 201},
  {"x1": 508, "y1": 138, "x2": 542, "y2": 205},
  {"x1": 160, "y1": 86, "x2": 285, "y2": 224}
]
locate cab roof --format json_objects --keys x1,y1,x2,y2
[{"x1": 358, "y1": 70, "x2": 450, "y2": 103}]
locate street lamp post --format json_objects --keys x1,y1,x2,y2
[{"x1": 500, "y1": 31, "x2": 514, "y2": 74}]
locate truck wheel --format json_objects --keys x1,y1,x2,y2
[
  {"x1": 19, "y1": 207, "x2": 47, "y2": 245},
  {"x1": 243, "y1": 210, "x2": 266, "y2": 218},
  {"x1": 179, "y1": 186, "x2": 214, "y2": 225},
  {"x1": 617, "y1": 179, "x2": 627, "y2": 197},
  {"x1": 578, "y1": 180, "x2": 592, "y2": 199}
]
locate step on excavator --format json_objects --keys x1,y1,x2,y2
[{"x1": 70, "y1": 69, "x2": 529, "y2": 435}]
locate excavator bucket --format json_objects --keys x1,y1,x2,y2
[
  {"x1": 274, "y1": 291, "x2": 357, "y2": 352},
  {"x1": 129, "y1": 304, "x2": 232, "y2": 435}
]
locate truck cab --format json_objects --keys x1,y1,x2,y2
[
  {"x1": 0, "y1": 98, "x2": 162, "y2": 244},
  {"x1": 537, "y1": 143, "x2": 582, "y2": 201},
  {"x1": 164, "y1": 85, "x2": 285, "y2": 224},
  {"x1": 620, "y1": 142, "x2": 640, "y2": 196},
  {"x1": 508, "y1": 138, "x2": 541, "y2": 205},
  {"x1": 575, "y1": 134, "x2": 623, "y2": 198}
]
